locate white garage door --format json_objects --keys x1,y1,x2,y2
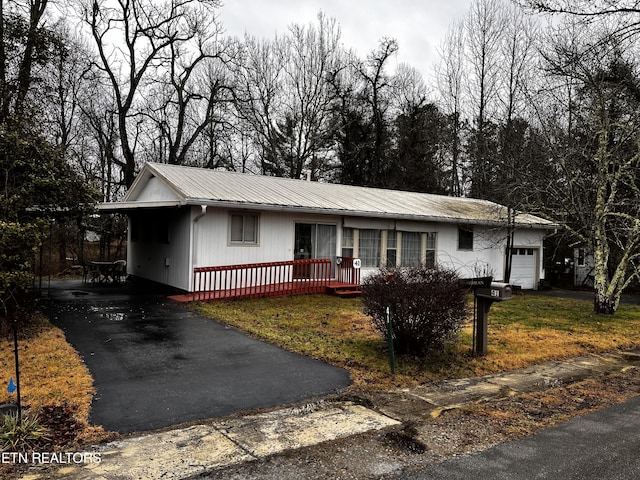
[{"x1": 510, "y1": 248, "x2": 537, "y2": 289}]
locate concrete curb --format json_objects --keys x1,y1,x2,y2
[
  {"x1": 22, "y1": 402, "x2": 399, "y2": 480},
  {"x1": 376, "y1": 353, "x2": 638, "y2": 421}
]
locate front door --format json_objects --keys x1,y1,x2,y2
[{"x1": 294, "y1": 223, "x2": 337, "y2": 276}]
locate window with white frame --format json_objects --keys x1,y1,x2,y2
[
  {"x1": 386, "y1": 230, "x2": 397, "y2": 267},
  {"x1": 358, "y1": 229, "x2": 381, "y2": 267},
  {"x1": 344, "y1": 228, "x2": 437, "y2": 269},
  {"x1": 229, "y1": 213, "x2": 259, "y2": 244},
  {"x1": 425, "y1": 232, "x2": 436, "y2": 267},
  {"x1": 401, "y1": 231, "x2": 422, "y2": 267},
  {"x1": 342, "y1": 227, "x2": 354, "y2": 258}
]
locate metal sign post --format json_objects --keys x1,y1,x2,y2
[
  {"x1": 1, "y1": 287, "x2": 21, "y2": 418},
  {"x1": 12, "y1": 315, "x2": 21, "y2": 418},
  {"x1": 385, "y1": 306, "x2": 396, "y2": 374}
]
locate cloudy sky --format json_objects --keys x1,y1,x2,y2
[{"x1": 218, "y1": 0, "x2": 474, "y2": 78}]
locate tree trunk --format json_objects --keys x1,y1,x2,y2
[
  {"x1": 594, "y1": 293, "x2": 617, "y2": 315},
  {"x1": 0, "y1": 0, "x2": 7, "y2": 123},
  {"x1": 591, "y1": 128, "x2": 618, "y2": 315},
  {"x1": 15, "y1": 0, "x2": 48, "y2": 117}
]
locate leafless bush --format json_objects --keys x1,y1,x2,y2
[{"x1": 362, "y1": 266, "x2": 468, "y2": 356}]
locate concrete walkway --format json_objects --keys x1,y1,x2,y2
[{"x1": 21, "y1": 351, "x2": 640, "y2": 480}]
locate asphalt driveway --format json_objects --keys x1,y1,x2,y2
[{"x1": 42, "y1": 280, "x2": 351, "y2": 434}]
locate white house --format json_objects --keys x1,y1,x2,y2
[
  {"x1": 100, "y1": 162, "x2": 558, "y2": 293},
  {"x1": 572, "y1": 243, "x2": 595, "y2": 288}
]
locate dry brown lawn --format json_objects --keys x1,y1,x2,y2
[
  {"x1": 0, "y1": 315, "x2": 109, "y2": 444},
  {"x1": 2, "y1": 290, "x2": 638, "y2": 447},
  {"x1": 191, "y1": 292, "x2": 640, "y2": 390}
]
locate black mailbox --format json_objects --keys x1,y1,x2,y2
[{"x1": 475, "y1": 282, "x2": 512, "y2": 302}]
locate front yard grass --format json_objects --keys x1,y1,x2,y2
[
  {"x1": 0, "y1": 315, "x2": 108, "y2": 446},
  {"x1": 2, "y1": 290, "x2": 639, "y2": 450},
  {"x1": 191, "y1": 292, "x2": 640, "y2": 390}
]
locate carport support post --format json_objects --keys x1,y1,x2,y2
[{"x1": 475, "y1": 297, "x2": 494, "y2": 356}]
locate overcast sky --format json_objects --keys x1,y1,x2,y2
[{"x1": 218, "y1": 0, "x2": 474, "y2": 78}]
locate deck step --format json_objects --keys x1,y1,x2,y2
[
  {"x1": 333, "y1": 290, "x2": 361, "y2": 297},
  {"x1": 326, "y1": 285, "x2": 362, "y2": 297}
]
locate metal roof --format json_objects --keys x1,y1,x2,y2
[{"x1": 100, "y1": 162, "x2": 557, "y2": 229}]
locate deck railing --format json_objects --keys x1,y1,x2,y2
[
  {"x1": 336, "y1": 257, "x2": 361, "y2": 286},
  {"x1": 192, "y1": 258, "x2": 333, "y2": 301}
]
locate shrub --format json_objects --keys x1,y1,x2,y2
[
  {"x1": 0, "y1": 412, "x2": 50, "y2": 452},
  {"x1": 362, "y1": 266, "x2": 468, "y2": 356}
]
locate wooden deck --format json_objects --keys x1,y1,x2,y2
[
  {"x1": 169, "y1": 280, "x2": 360, "y2": 303},
  {"x1": 169, "y1": 258, "x2": 361, "y2": 303}
]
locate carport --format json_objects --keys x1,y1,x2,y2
[{"x1": 43, "y1": 280, "x2": 351, "y2": 434}]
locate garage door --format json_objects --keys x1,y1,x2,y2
[{"x1": 510, "y1": 248, "x2": 537, "y2": 289}]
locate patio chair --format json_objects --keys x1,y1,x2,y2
[
  {"x1": 85, "y1": 264, "x2": 100, "y2": 284},
  {"x1": 113, "y1": 260, "x2": 127, "y2": 283}
]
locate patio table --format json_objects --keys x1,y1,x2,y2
[{"x1": 89, "y1": 261, "x2": 116, "y2": 284}]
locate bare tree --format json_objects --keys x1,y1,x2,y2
[
  {"x1": 496, "y1": 4, "x2": 539, "y2": 282},
  {"x1": 519, "y1": 0, "x2": 640, "y2": 47},
  {"x1": 79, "y1": 0, "x2": 224, "y2": 187},
  {"x1": 435, "y1": 20, "x2": 467, "y2": 196},
  {"x1": 464, "y1": 0, "x2": 506, "y2": 199},
  {"x1": 530, "y1": 20, "x2": 640, "y2": 313},
  {"x1": 357, "y1": 37, "x2": 399, "y2": 187},
  {"x1": 499, "y1": 4, "x2": 538, "y2": 127},
  {"x1": 520, "y1": 0, "x2": 640, "y2": 16},
  {"x1": 140, "y1": 15, "x2": 234, "y2": 167},
  {"x1": 232, "y1": 13, "x2": 344, "y2": 179},
  {"x1": 231, "y1": 35, "x2": 286, "y2": 175},
  {"x1": 78, "y1": 84, "x2": 122, "y2": 201},
  {"x1": 0, "y1": 0, "x2": 50, "y2": 122},
  {"x1": 325, "y1": 50, "x2": 370, "y2": 185}
]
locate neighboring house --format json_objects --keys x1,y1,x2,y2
[
  {"x1": 99, "y1": 162, "x2": 558, "y2": 293},
  {"x1": 572, "y1": 243, "x2": 595, "y2": 288}
]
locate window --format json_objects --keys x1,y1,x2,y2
[
  {"x1": 386, "y1": 231, "x2": 397, "y2": 267},
  {"x1": 342, "y1": 227, "x2": 354, "y2": 258},
  {"x1": 295, "y1": 223, "x2": 336, "y2": 261},
  {"x1": 341, "y1": 227, "x2": 437, "y2": 269},
  {"x1": 458, "y1": 227, "x2": 473, "y2": 250},
  {"x1": 425, "y1": 232, "x2": 437, "y2": 267},
  {"x1": 577, "y1": 248, "x2": 585, "y2": 266},
  {"x1": 358, "y1": 229, "x2": 381, "y2": 267},
  {"x1": 230, "y1": 213, "x2": 259, "y2": 244},
  {"x1": 401, "y1": 232, "x2": 422, "y2": 267}
]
